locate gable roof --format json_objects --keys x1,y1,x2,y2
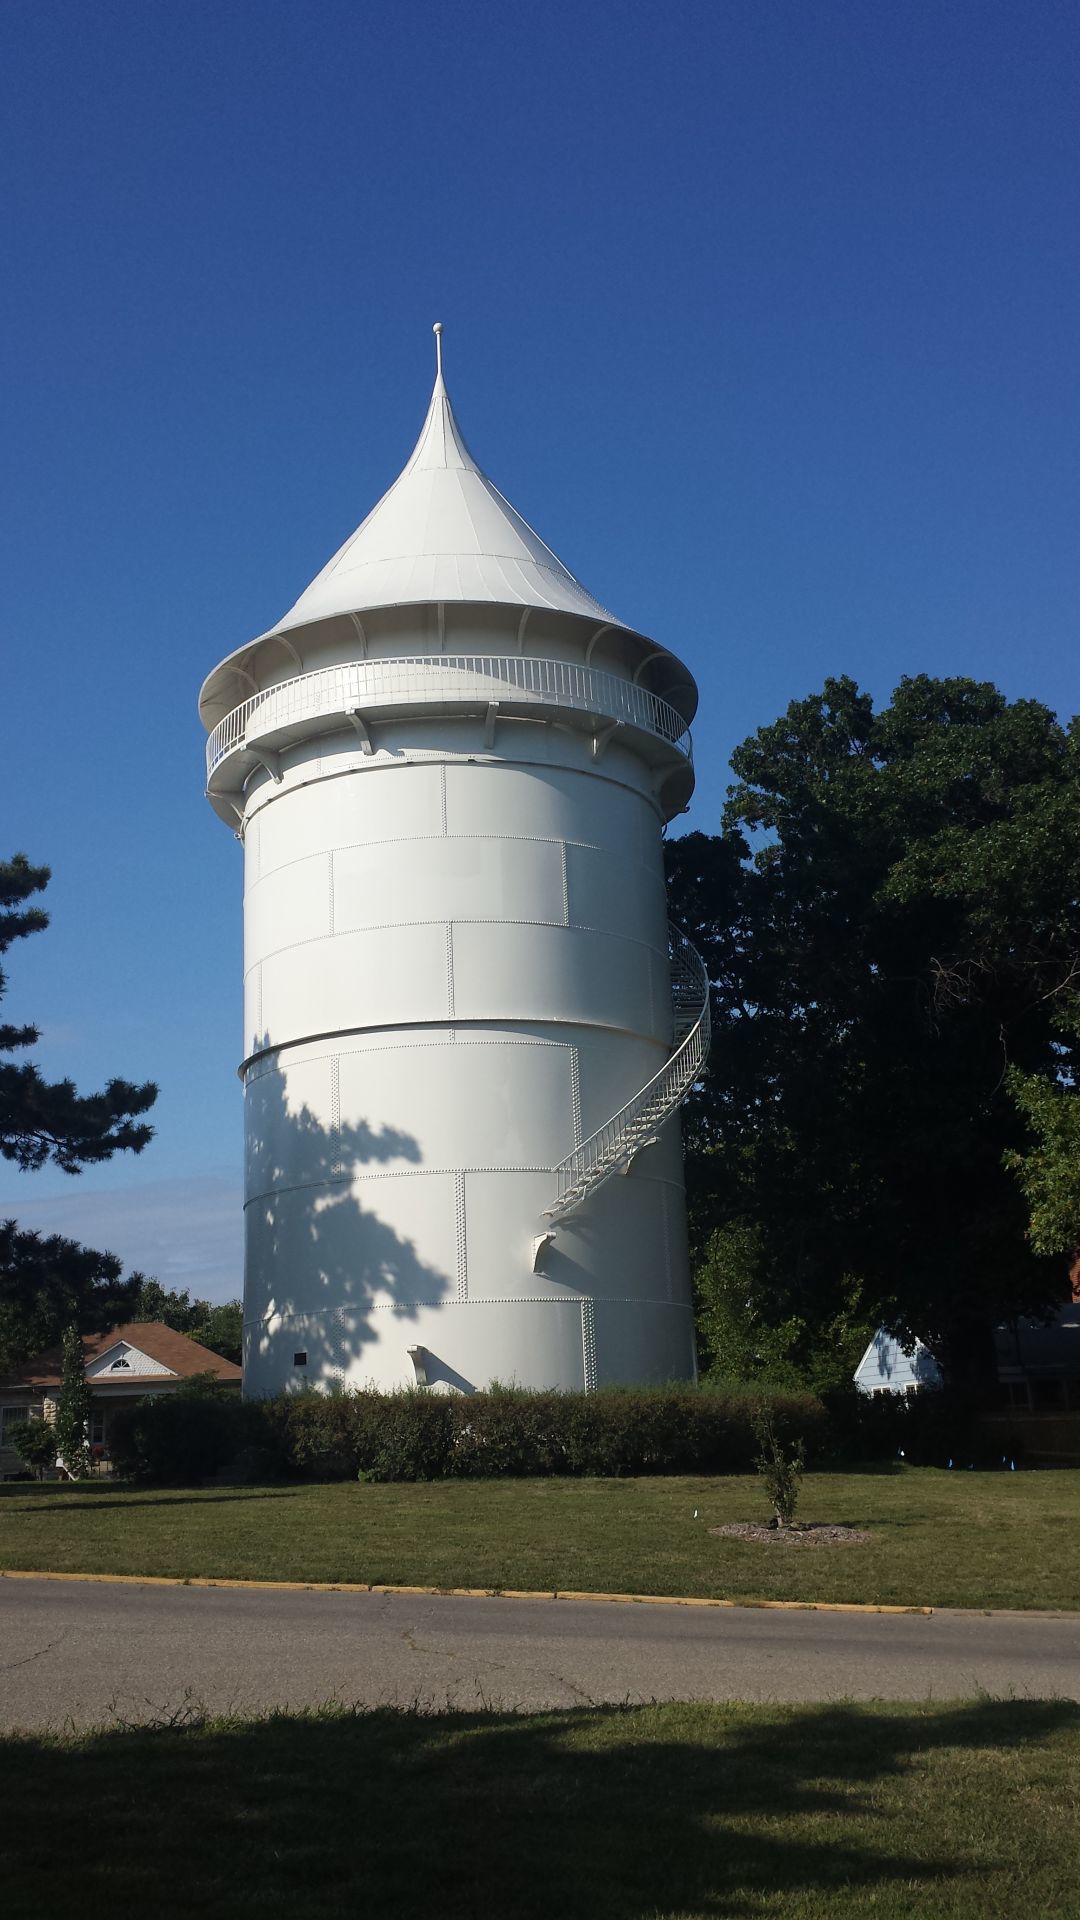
[
  {"x1": 852, "y1": 1330, "x2": 942, "y2": 1394},
  {"x1": 0, "y1": 1322, "x2": 242, "y2": 1391}
]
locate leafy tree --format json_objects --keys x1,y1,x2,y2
[
  {"x1": 0, "y1": 1221, "x2": 140, "y2": 1375},
  {"x1": 668, "y1": 675, "x2": 1080, "y2": 1391},
  {"x1": 11, "y1": 1414, "x2": 57, "y2": 1478},
  {"x1": 0, "y1": 854, "x2": 157, "y2": 1369},
  {"x1": 53, "y1": 1322, "x2": 92, "y2": 1478},
  {"x1": 694, "y1": 1225, "x2": 874, "y2": 1396},
  {"x1": 190, "y1": 1301, "x2": 243, "y2": 1366},
  {"x1": 130, "y1": 1277, "x2": 195, "y2": 1328},
  {"x1": 130, "y1": 1278, "x2": 243, "y2": 1365},
  {"x1": 1004, "y1": 1002, "x2": 1080, "y2": 1257},
  {"x1": 1, "y1": 855, "x2": 157, "y2": 1174}
]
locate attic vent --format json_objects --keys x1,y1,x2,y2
[
  {"x1": 110, "y1": 1358, "x2": 131, "y2": 1371},
  {"x1": 293, "y1": 1351, "x2": 308, "y2": 1367}
]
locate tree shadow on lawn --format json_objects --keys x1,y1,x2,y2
[
  {"x1": 1, "y1": 1697, "x2": 1075, "y2": 1919},
  {"x1": 814, "y1": 1460, "x2": 908, "y2": 1476},
  {"x1": 4, "y1": 1490, "x2": 304, "y2": 1514}
]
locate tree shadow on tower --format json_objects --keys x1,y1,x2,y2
[{"x1": 242, "y1": 1042, "x2": 453, "y2": 1393}]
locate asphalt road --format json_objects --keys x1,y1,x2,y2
[{"x1": 1, "y1": 1578, "x2": 1077, "y2": 1730}]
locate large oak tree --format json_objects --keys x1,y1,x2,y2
[{"x1": 667, "y1": 675, "x2": 1080, "y2": 1390}]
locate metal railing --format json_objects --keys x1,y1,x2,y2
[
  {"x1": 545, "y1": 922, "x2": 711, "y2": 1219},
  {"x1": 206, "y1": 654, "x2": 692, "y2": 780}
]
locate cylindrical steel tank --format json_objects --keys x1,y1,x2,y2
[{"x1": 201, "y1": 340, "x2": 704, "y2": 1395}]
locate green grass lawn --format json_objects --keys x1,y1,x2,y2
[
  {"x1": 2, "y1": 1466, "x2": 1078, "y2": 1609},
  {"x1": 1, "y1": 1697, "x2": 1077, "y2": 1918}
]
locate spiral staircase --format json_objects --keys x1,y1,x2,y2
[{"x1": 544, "y1": 923, "x2": 711, "y2": 1221}]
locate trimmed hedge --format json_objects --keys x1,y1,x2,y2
[
  {"x1": 108, "y1": 1379, "x2": 266, "y2": 1486},
  {"x1": 820, "y1": 1384, "x2": 1080, "y2": 1469},
  {"x1": 108, "y1": 1381, "x2": 830, "y2": 1486}
]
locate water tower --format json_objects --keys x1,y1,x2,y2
[{"x1": 200, "y1": 328, "x2": 708, "y2": 1396}]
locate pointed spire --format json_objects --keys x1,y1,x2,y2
[
  {"x1": 405, "y1": 325, "x2": 473, "y2": 474},
  {"x1": 260, "y1": 325, "x2": 627, "y2": 633}
]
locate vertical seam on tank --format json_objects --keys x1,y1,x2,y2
[
  {"x1": 571, "y1": 1050, "x2": 582, "y2": 1149},
  {"x1": 663, "y1": 1186, "x2": 673, "y2": 1302},
  {"x1": 455, "y1": 1172, "x2": 468, "y2": 1301},
  {"x1": 581, "y1": 1299, "x2": 597, "y2": 1392},
  {"x1": 561, "y1": 842, "x2": 570, "y2": 925},
  {"x1": 332, "y1": 1302, "x2": 345, "y2": 1389},
  {"x1": 330, "y1": 1056, "x2": 341, "y2": 1177},
  {"x1": 439, "y1": 763, "x2": 448, "y2": 835},
  {"x1": 650, "y1": 946, "x2": 657, "y2": 1035},
  {"x1": 328, "y1": 851, "x2": 335, "y2": 936},
  {"x1": 256, "y1": 963, "x2": 263, "y2": 1040},
  {"x1": 446, "y1": 924, "x2": 456, "y2": 1019}
]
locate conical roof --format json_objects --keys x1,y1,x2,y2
[{"x1": 264, "y1": 325, "x2": 622, "y2": 636}]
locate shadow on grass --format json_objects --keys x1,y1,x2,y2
[
  {"x1": 814, "y1": 1460, "x2": 908, "y2": 1476},
  {"x1": 3, "y1": 1490, "x2": 302, "y2": 1514},
  {"x1": 1, "y1": 1698, "x2": 1076, "y2": 1918}
]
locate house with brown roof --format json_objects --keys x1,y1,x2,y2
[{"x1": 0, "y1": 1323, "x2": 242, "y2": 1477}]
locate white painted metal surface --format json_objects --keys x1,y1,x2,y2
[
  {"x1": 263, "y1": 334, "x2": 621, "y2": 632},
  {"x1": 201, "y1": 330, "x2": 704, "y2": 1396},
  {"x1": 206, "y1": 654, "x2": 692, "y2": 781}
]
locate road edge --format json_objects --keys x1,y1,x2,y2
[{"x1": 0, "y1": 1567, "x2": 935, "y2": 1613}]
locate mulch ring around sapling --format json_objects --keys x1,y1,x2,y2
[{"x1": 710, "y1": 1522, "x2": 875, "y2": 1548}]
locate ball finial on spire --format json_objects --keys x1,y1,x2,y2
[{"x1": 433, "y1": 321, "x2": 444, "y2": 380}]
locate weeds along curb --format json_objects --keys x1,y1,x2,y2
[{"x1": 0, "y1": 1568, "x2": 932, "y2": 1614}]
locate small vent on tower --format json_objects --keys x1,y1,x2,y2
[{"x1": 293, "y1": 1351, "x2": 308, "y2": 1367}]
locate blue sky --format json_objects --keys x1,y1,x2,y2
[{"x1": 1, "y1": 0, "x2": 1077, "y2": 1299}]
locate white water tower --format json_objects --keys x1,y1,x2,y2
[{"x1": 200, "y1": 328, "x2": 708, "y2": 1396}]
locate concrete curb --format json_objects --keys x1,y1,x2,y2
[{"x1": 0, "y1": 1567, "x2": 933, "y2": 1615}]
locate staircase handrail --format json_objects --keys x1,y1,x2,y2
[{"x1": 545, "y1": 922, "x2": 710, "y2": 1218}]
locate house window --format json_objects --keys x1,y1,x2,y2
[
  {"x1": 109, "y1": 1357, "x2": 130, "y2": 1371},
  {"x1": 1, "y1": 1406, "x2": 30, "y2": 1443},
  {"x1": 90, "y1": 1410, "x2": 106, "y2": 1446},
  {"x1": 293, "y1": 1351, "x2": 308, "y2": 1367}
]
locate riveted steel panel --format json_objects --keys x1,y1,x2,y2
[
  {"x1": 593, "y1": 1300, "x2": 697, "y2": 1388},
  {"x1": 245, "y1": 853, "x2": 333, "y2": 972},
  {"x1": 336, "y1": 1038, "x2": 574, "y2": 1172},
  {"x1": 444, "y1": 760, "x2": 659, "y2": 861},
  {"x1": 332, "y1": 835, "x2": 566, "y2": 934},
  {"x1": 256, "y1": 761, "x2": 445, "y2": 875},
  {"x1": 244, "y1": 1171, "x2": 458, "y2": 1323},
  {"x1": 245, "y1": 1054, "x2": 335, "y2": 1199},
  {"x1": 450, "y1": 923, "x2": 666, "y2": 1039},
  {"x1": 565, "y1": 840, "x2": 668, "y2": 947},
  {"x1": 256, "y1": 923, "x2": 449, "y2": 1052}
]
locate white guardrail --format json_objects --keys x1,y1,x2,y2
[
  {"x1": 206, "y1": 654, "x2": 692, "y2": 780},
  {"x1": 545, "y1": 922, "x2": 711, "y2": 1218}
]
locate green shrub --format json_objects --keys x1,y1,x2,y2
[
  {"x1": 360, "y1": 1389, "x2": 455, "y2": 1482},
  {"x1": 752, "y1": 1399, "x2": 805, "y2": 1525},
  {"x1": 10, "y1": 1415, "x2": 57, "y2": 1478},
  {"x1": 448, "y1": 1388, "x2": 566, "y2": 1478},
  {"x1": 108, "y1": 1379, "x2": 834, "y2": 1487},
  {"x1": 821, "y1": 1385, "x2": 985, "y2": 1466},
  {"x1": 261, "y1": 1388, "x2": 361, "y2": 1480},
  {"x1": 108, "y1": 1380, "x2": 265, "y2": 1485}
]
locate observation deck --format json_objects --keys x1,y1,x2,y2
[{"x1": 205, "y1": 652, "x2": 695, "y2": 825}]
